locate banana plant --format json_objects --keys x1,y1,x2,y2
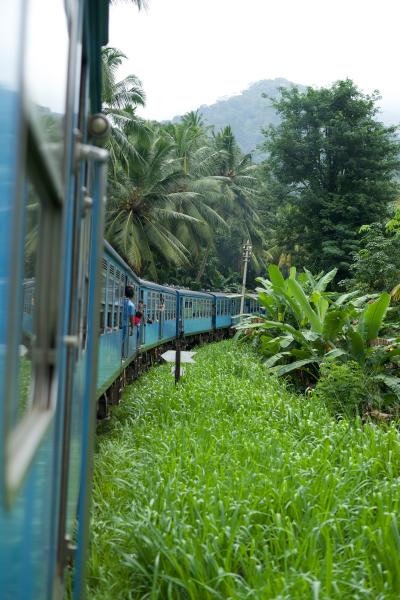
[
  {"x1": 237, "y1": 265, "x2": 364, "y2": 379},
  {"x1": 339, "y1": 293, "x2": 400, "y2": 400}
]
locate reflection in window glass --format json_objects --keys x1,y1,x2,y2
[
  {"x1": 16, "y1": 182, "x2": 41, "y2": 425},
  {"x1": 24, "y1": 0, "x2": 69, "y2": 174}
]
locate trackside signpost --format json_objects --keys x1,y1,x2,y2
[{"x1": 161, "y1": 350, "x2": 196, "y2": 383}]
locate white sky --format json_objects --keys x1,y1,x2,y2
[{"x1": 109, "y1": 0, "x2": 400, "y2": 122}]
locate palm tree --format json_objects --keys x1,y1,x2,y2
[
  {"x1": 101, "y1": 47, "x2": 148, "y2": 171},
  {"x1": 163, "y1": 116, "x2": 228, "y2": 267},
  {"x1": 106, "y1": 127, "x2": 204, "y2": 278},
  {"x1": 212, "y1": 126, "x2": 264, "y2": 273}
]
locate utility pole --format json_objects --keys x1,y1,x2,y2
[{"x1": 240, "y1": 239, "x2": 252, "y2": 316}]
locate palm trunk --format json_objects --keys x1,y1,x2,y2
[{"x1": 195, "y1": 243, "x2": 211, "y2": 284}]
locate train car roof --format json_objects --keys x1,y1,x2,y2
[
  {"x1": 175, "y1": 289, "x2": 214, "y2": 298},
  {"x1": 138, "y1": 279, "x2": 178, "y2": 294},
  {"x1": 209, "y1": 291, "x2": 236, "y2": 298},
  {"x1": 104, "y1": 240, "x2": 140, "y2": 283}
]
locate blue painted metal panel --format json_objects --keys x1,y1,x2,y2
[
  {"x1": 184, "y1": 317, "x2": 213, "y2": 335},
  {"x1": 216, "y1": 315, "x2": 232, "y2": 329},
  {"x1": 0, "y1": 3, "x2": 59, "y2": 599}
]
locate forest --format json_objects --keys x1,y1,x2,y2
[
  {"x1": 102, "y1": 45, "x2": 400, "y2": 416},
  {"x1": 103, "y1": 48, "x2": 400, "y2": 296}
]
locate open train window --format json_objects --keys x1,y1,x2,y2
[
  {"x1": 114, "y1": 270, "x2": 120, "y2": 329},
  {"x1": 107, "y1": 264, "x2": 114, "y2": 332},
  {"x1": 119, "y1": 274, "x2": 126, "y2": 329},
  {"x1": 100, "y1": 259, "x2": 107, "y2": 334},
  {"x1": 5, "y1": 159, "x2": 63, "y2": 496},
  {"x1": 14, "y1": 181, "x2": 41, "y2": 427}
]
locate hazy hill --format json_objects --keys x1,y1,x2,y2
[
  {"x1": 171, "y1": 78, "x2": 303, "y2": 160},
  {"x1": 170, "y1": 78, "x2": 399, "y2": 161}
]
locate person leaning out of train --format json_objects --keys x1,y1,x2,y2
[
  {"x1": 123, "y1": 286, "x2": 135, "y2": 337},
  {"x1": 134, "y1": 300, "x2": 144, "y2": 343}
]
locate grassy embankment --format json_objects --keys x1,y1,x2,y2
[{"x1": 88, "y1": 340, "x2": 400, "y2": 599}]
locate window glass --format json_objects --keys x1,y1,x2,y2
[
  {"x1": 100, "y1": 261, "x2": 107, "y2": 334},
  {"x1": 115, "y1": 271, "x2": 120, "y2": 329},
  {"x1": 15, "y1": 181, "x2": 41, "y2": 425},
  {"x1": 107, "y1": 265, "x2": 114, "y2": 331},
  {"x1": 24, "y1": 0, "x2": 69, "y2": 177},
  {"x1": 119, "y1": 275, "x2": 125, "y2": 329}
]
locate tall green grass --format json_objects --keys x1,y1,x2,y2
[{"x1": 88, "y1": 340, "x2": 400, "y2": 599}]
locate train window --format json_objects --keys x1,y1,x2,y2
[
  {"x1": 107, "y1": 265, "x2": 114, "y2": 331},
  {"x1": 148, "y1": 291, "x2": 152, "y2": 320},
  {"x1": 100, "y1": 259, "x2": 107, "y2": 334},
  {"x1": 184, "y1": 299, "x2": 189, "y2": 320},
  {"x1": 5, "y1": 162, "x2": 64, "y2": 496},
  {"x1": 134, "y1": 284, "x2": 139, "y2": 307},
  {"x1": 115, "y1": 270, "x2": 120, "y2": 329},
  {"x1": 119, "y1": 274, "x2": 125, "y2": 329},
  {"x1": 15, "y1": 182, "x2": 41, "y2": 426},
  {"x1": 156, "y1": 292, "x2": 160, "y2": 320},
  {"x1": 24, "y1": 0, "x2": 69, "y2": 179}
]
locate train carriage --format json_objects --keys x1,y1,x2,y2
[
  {"x1": 97, "y1": 241, "x2": 141, "y2": 397},
  {"x1": 176, "y1": 289, "x2": 214, "y2": 337},
  {"x1": 0, "y1": 2, "x2": 258, "y2": 599},
  {"x1": 138, "y1": 279, "x2": 178, "y2": 348},
  {"x1": 0, "y1": 1, "x2": 109, "y2": 599}
]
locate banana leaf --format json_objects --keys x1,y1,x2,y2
[
  {"x1": 358, "y1": 293, "x2": 390, "y2": 342},
  {"x1": 274, "y1": 357, "x2": 320, "y2": 376},
  {"x1": 315, "y1": 268, "x2": 338, "y2": 292},
  {"x1": 287, "y1": 278, "x2": 322, "y2": 333},
  {"x1": 268, "y1": 264, "x2": 285, "y2": 289}
]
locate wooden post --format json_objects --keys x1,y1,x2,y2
[{"x1": 175, "y1": 339, "x2": 181, "y2": 384}]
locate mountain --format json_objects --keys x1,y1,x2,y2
[
  {"x1": 171, "y1": 78, "x2": 304, "y2": 160},
  {"x1": 170, "y1": 78, "x2": 399, "y2": 161}
]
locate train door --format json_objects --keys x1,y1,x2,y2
[
  {"x1": 179, "y1": 296, "x2": 185, "y2": 337},
  {"x1": 159, "y1": 294, "x2": 164, "y2": 340},
  {"x1": 211, "y1": 296, "x2": 216, "y2": 330},
  {"x1": 139, "y1": 288, "x2": 145, "y2": 346}
]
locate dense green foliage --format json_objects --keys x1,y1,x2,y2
[
  {"x1": 344, "y1": 222, "x2": 400, "y2": 293},
  {"x1": 103, "y1": 50, "x2": 263, "y2": 283},
  {"x1": 88, "y1": 341, "x2": 400, "y2": 598},
  {"x1": 238, "y1": 265, "x2": 400, "y2": 412},
  {"x1": 313, "y1": 360, "x2": 370, "y2": 417},
  {"x1": 261, "y1": 80, "x2": 400, "y2": 279},
  {"x1": 102, "y1": 42, "x2": 400, "y2": 292}
]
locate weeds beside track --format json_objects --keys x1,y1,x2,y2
[{"x1": 88, "y1": 340, "x2": 400, "y2": 599}]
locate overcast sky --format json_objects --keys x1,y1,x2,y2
[{"x1": 109, "y1": 0, "x2": 400, "y2": 122}]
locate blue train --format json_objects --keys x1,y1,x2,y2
[
  {"x1": 96, "y1": 241, "x2": 257, "y2": 417},
  {"x1": 0, "y1": 2, "x2": 258, "y2": 599}
]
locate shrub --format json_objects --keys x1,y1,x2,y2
[{"x1": 313, "y1": 360, "x2": 370, "y2": 417}]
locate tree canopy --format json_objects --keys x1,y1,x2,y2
[{"x1": 262, "y1": 79, "x2": 400, "y2": 278}]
